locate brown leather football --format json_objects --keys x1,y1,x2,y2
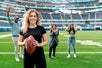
[{"x1": 25, "y1": 35, "x2": 37, "y2": 54}]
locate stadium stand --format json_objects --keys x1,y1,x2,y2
[
  {"x1": 41, "y1": 13, "x2": 52, "y2": 19},
  {"x1": 0, "y1": 0, "x2": 102, "y2": 31},
  {"x1": 61, "y1": 13, "x2": 71, "y2": 19}
]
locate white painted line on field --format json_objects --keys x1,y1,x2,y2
[
  {"x1": 45, "y1": 52, "x2": 102, "y2": 54},
  {"x1": 0, "y1": 42, "x2": 67, "y2": 43},
  {"x1": 0, "y1": 40, "x2": 102, "y2": 47},
  {"x1": 0, "y1": 52, "x2": 102, "y2": 54},
  {"x1": 77, "y1": 40, "x2": 102, "y2": 47},
  {"x1": 0, "y1": 52, "x2": 14, "y2": 54},
  {"x1": 0, "y1": 34, "x2": 11, "y2": 38},
  {"x1": 0, "y1": 42, "x2": 13, "y2": 43},
  {"x1": 77, "y1": 38, "x2": 102, "y2": 40}
]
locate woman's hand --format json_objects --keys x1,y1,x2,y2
[
  {"x1": 35, "y1": 41, "x2": 42, "y2": 47},
  {"x1": 5, "y1": 6, "x2": 11, "y2": 12}
]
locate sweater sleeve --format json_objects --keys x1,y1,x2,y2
[{"x1": 7, "y1": 16, "x2": 13, "y2": 25}]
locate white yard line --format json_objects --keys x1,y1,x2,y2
[
  {"x1": 0, "y1": 42, "x2": 67, "y2": 43},
  {"x1": 0, "y1": 42, "x2": 13, "y2": 43},
  {"x1": 0, "y1": 52, "x2": 102, "y2": 54},
  {"x1": 0, "y1": 34, "x2": 11, "y2": 38},
  {"x1": 45, "y1": 52, "x2": 102, "y2": 54}
]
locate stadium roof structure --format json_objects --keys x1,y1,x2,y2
[
  {"x1": 30, "y1": 0, "x2": 96, "y2": 3},
  {"x1": 15, "y1": 0, "x2": 100, "y2": 10}
]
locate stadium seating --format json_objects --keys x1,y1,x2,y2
[
  {"x1": 41, "y1": 13, "x2": 52, "y2": 19},
  {"x1": 81, "y1": 13, "x2": 89, "y2": 19},
  {"x1": 0, "y1": 0, "x2": 102, "y2": 31},
  {"x1": 61, "y1": 14, "x2": 71, "y2": 19},
  {"x1": 72, "y1": 13, "x2": 81, "y2": 19},
  {"x1": 51, "y1": 13, "x2": 61, "y2": 19}
]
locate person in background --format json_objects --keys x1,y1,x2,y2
[
  {"x1": 66, "y1": 23, "x2": 77, "y2": 58},
  {"x1": 6, "y1": 6, "x2": 23, "y2": 62},
  {"x1": 49, "y1": 24, "x2": 59, "y2": 59},
  {"x1": 18, "y1": 9, "x2": 48, "y2": 68}
]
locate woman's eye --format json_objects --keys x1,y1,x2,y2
[{"x1": 30, "y1": 15, "x2": 37, "y2": 17}]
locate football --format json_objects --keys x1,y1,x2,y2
[{"x1": 25, "y1": 35, "x2": 37, "y2": 54}]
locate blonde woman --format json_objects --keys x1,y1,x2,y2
[{"x1": 18, "y1": 9, "x2": 48, "y2": 68}]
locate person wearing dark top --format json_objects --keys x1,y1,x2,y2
[
  {"x1": 66, "y1": 23, "x2": 77, "y2": 58},
  {"x1": 18, "y1": 9, "x2": 48, "y2": 68},
  {"x1": 49, "y1": 24, "x2": 59, "y2": 59}
]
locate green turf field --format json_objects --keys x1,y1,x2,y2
[{"x1": 0, "y1": 31, "x2": 102, "y2": 68}]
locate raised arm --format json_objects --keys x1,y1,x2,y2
[{"x1": 6, "y1": 7, "x2": 13, "y2": 25}]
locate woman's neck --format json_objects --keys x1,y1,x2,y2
[{"x1": 29, "y1": 23, "x2": 37, "y2": 28}]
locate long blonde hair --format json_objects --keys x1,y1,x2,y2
[{"x1": 22, "y1": 9, "x2": 40, "y2": 33}]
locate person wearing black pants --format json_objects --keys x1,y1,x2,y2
[
  {"x1": 49, "y1": 43, "x2": 57, "y2": 58},
  {"x1": 18, "y1": 9, "x2": 48, "y2": 68},
  {"x1": 49, "y1": 24, "x2": 59, "y2": 59},
  {"x1": 24, "y1": 48, "x2": 46, "y2": 68}
]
